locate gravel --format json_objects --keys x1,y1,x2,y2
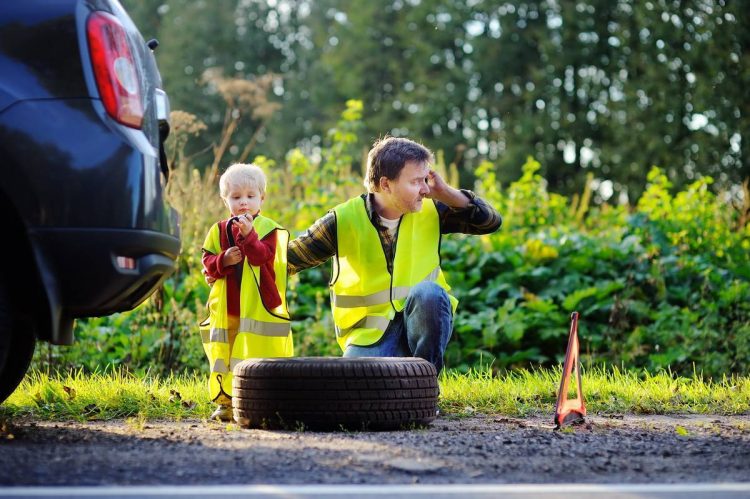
[{"x1": 1, "y1": 414, "x2": 748, "y2": 485}]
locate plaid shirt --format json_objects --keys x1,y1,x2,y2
[{"x1": 287, "y1": 190, "x2": 501, "y2": 275}]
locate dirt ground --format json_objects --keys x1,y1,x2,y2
[{"x1": 0, "y1": 413, "x2": 749, "y2": 486}]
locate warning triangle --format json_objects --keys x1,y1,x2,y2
[{"x1": 554, "y1": 311, "x2": 586, "y2": 429}]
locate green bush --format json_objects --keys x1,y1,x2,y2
[
  {"x1": 443, "y1": 162, "x2": 750, "y2": 376},
  {"x1": 31, "y1": 99, "x2": 750, "y2": 379}
]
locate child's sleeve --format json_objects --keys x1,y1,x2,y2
[
  {"x1": 238, "y1": 229, "x2": 276, "y2": 266},
  {"x1": 202, "y1": 223, "x2": 233, "y2": 279},
  {"x1": 202, "y1": 250, "x2": 233, "y2": 279}
]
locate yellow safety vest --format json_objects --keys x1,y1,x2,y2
[
  {"x1": 200, "y1": 215, "x2": 292, "y2": 402},
  {"x1": 331, "y1": 196, "x2": 458, "y2": 351}
]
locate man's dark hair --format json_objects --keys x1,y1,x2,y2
[{"x1": 364, "y1": 136, "x2": 434, "y2": 192}]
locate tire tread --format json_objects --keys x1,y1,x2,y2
[{"x1": 232, "y1": 357, "x2": 438, "y2": 430}]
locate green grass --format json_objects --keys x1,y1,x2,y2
[
  {"x1": 1, "y1": 369, "x2": 213, "y2": 421},
  {"x1": 1, "y1": 366, "x2": 748, "y2": 421},
  {"x1": 441, "y1": 366, "x2": 750, "y2": 417}
]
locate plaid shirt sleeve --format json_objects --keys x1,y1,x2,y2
[
  {"x1": 286, "y1": 190, "x2": 501, "y2": 275},
  {"x1": 437, "y1": 190, "x2": 502, "y2": 235},
  {"x1": 287, "y1": 211, "x2": 338, "y2": 276}
]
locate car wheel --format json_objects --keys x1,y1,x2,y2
[
  {"x1": 232, "y1": 357, "x2": 439, "y2": 431},
  {"x1": 0, "y1": 281, "x2": 36, "y2": 403}
]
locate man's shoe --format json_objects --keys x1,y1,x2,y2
[{"x1": 210, "y1": 404, "x2": 233, "y2": 422}]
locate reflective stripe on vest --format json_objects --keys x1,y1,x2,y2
[
  {"x1": 202, "y1": 319, "x2": 291, "y2": 344},
  {"x1": 332, "y1": 266, "x2": 442, "y2": 308},
  {"x1": 210, "y1": 357, "x2": 246, "y2": 374},
  {"x1": 331, "y1": 197, "x2": 456, "y2": 350},
  {"x1": 238, "y1": 318, "x2": 291, "y2": 337},
  {"x1": 335, "y1": 315, "x2": 391, "y2": 337},
  {"x1": 211, "y1": 358, "x2": 229, "y2": 374},
  {"x1": 208, "y1": 328, "x2": 228, "y2": 343}
]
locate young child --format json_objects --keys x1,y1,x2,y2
[{"x1": 200, "y1": 163, "x2": 292, "y2": 422}]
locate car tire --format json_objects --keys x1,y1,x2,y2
[
  {"x1": 232, "y1": 357, "x2": 439, "y2": 431},
  {"x1": 0, "y1": 281, "x2": 36, "y2": 403}
]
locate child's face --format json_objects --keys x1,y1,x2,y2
[{"x1": 223, "y1": 183, "x2": 264, "y2": 218}]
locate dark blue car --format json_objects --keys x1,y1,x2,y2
[{"x1": 0, "y1": 0, "x2": 180, "y2": 402}]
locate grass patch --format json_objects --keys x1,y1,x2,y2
[
  {"x1": 440, "y1": 366, "x2": 750, "y2": 417},
  {"x1": 0, "y1": 369, "x2": 212, "y2": 421},
  {"x1": 1, "y1": 366, "x2": 748, "y2": 421}
]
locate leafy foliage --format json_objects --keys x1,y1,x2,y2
[
  {"x1": 31, "y1": 97, "x2": 750, "y2": 380},
  {"x1": 443, "y1": 161, "x2": 750, "y2": 376}
]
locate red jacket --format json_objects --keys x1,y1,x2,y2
[{"x1": 202, "y1": 219, "x2": 282, "y2": 315}]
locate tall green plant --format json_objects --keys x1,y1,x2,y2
[{"x1": 33, "y1": 102, "x2": 750, "y2": 380}]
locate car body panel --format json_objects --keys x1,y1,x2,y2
[
  {"x1": 0, "y1": 3, "x2": 87, "y2": 112},
  {"x1": 0, "y1": 0, "x2": 179, "y2": 349}
]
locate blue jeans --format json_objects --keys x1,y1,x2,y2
[{"x1": 343, "y1": 281, "x2": 453, "y2": 372}]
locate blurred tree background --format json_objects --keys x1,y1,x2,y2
[
  {"x1": 32, "y1": 0, "x2": 748, "y2": 380},
  {"x1": 123, "y1": 0, "x2": 748, "y2": 201}
]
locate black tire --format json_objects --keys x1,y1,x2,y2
[
  {"x1": 0, "y1": 280, "x2": 36, "y2": 404},
  {"x1": 232, "y1": 357, "x2": 439, "y2": 431}
]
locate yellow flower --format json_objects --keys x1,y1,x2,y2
[{"x1": 525, "y1": 239, "x2": 559, "y2": 262}]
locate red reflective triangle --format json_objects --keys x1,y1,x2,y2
[{"x1": 554, "y1": 311, "x2": 586, "y2": 429}]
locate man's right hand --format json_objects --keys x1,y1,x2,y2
[{"x1": 426, "y1": 169, "x2": 470, "y2": 209}]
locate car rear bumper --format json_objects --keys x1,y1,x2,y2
[{"x1": 29, "y1": 227, "x2": 180, "y2": 317}]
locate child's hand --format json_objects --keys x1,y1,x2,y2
[
  {"x1": 201, "y1": 268, "x2": 217, "y2": 286},
  {"x1": 222, "y1": 246, "x2": 243, "y2": 266},
  {"x1": 235, "y1": 213, "x2": 254, "y2": 237}
]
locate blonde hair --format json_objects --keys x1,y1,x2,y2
[{"x1": 219, "y1": 163, "x2": 267, "y2": 198}]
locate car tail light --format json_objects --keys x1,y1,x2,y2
[{"x1": 86, "y1": 11, "x2": 143, "y2": 129}]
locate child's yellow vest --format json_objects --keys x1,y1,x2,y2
[{"x1": 200, "y1": 215, "x2": 292, "y2": 402}]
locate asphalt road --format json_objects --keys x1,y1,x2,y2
[
  {"x1": 2, "y1": 483, "x2": 750, "y2": 499},
  {"x1": 1, "y1": 414, "x2": 748, "y2": 493}
]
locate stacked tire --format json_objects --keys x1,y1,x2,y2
[{"x1": 232, "y1": 357, "x2": 439, "y2": 430}]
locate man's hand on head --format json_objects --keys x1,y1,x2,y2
[
  {"x1": 426, "y1": 169, "x2": 448, "y2": 197},
  {"x1": 426, "y1": 169, "x2": 470, "y2": 208}
]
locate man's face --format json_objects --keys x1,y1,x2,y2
[
  {"x1": 384, "y1": 160, "x2": 431, "y2": 215},
  {"x1": 223, "y1": 183, "x2": 264, "y2": 218}
]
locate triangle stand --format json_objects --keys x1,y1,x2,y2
[{"x1": 554, "y1": 311, "x2": 586, "y2": 429}]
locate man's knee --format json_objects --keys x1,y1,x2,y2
[{"x1": 408, "y1": 281, "x2": 450, "y2": 307}]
